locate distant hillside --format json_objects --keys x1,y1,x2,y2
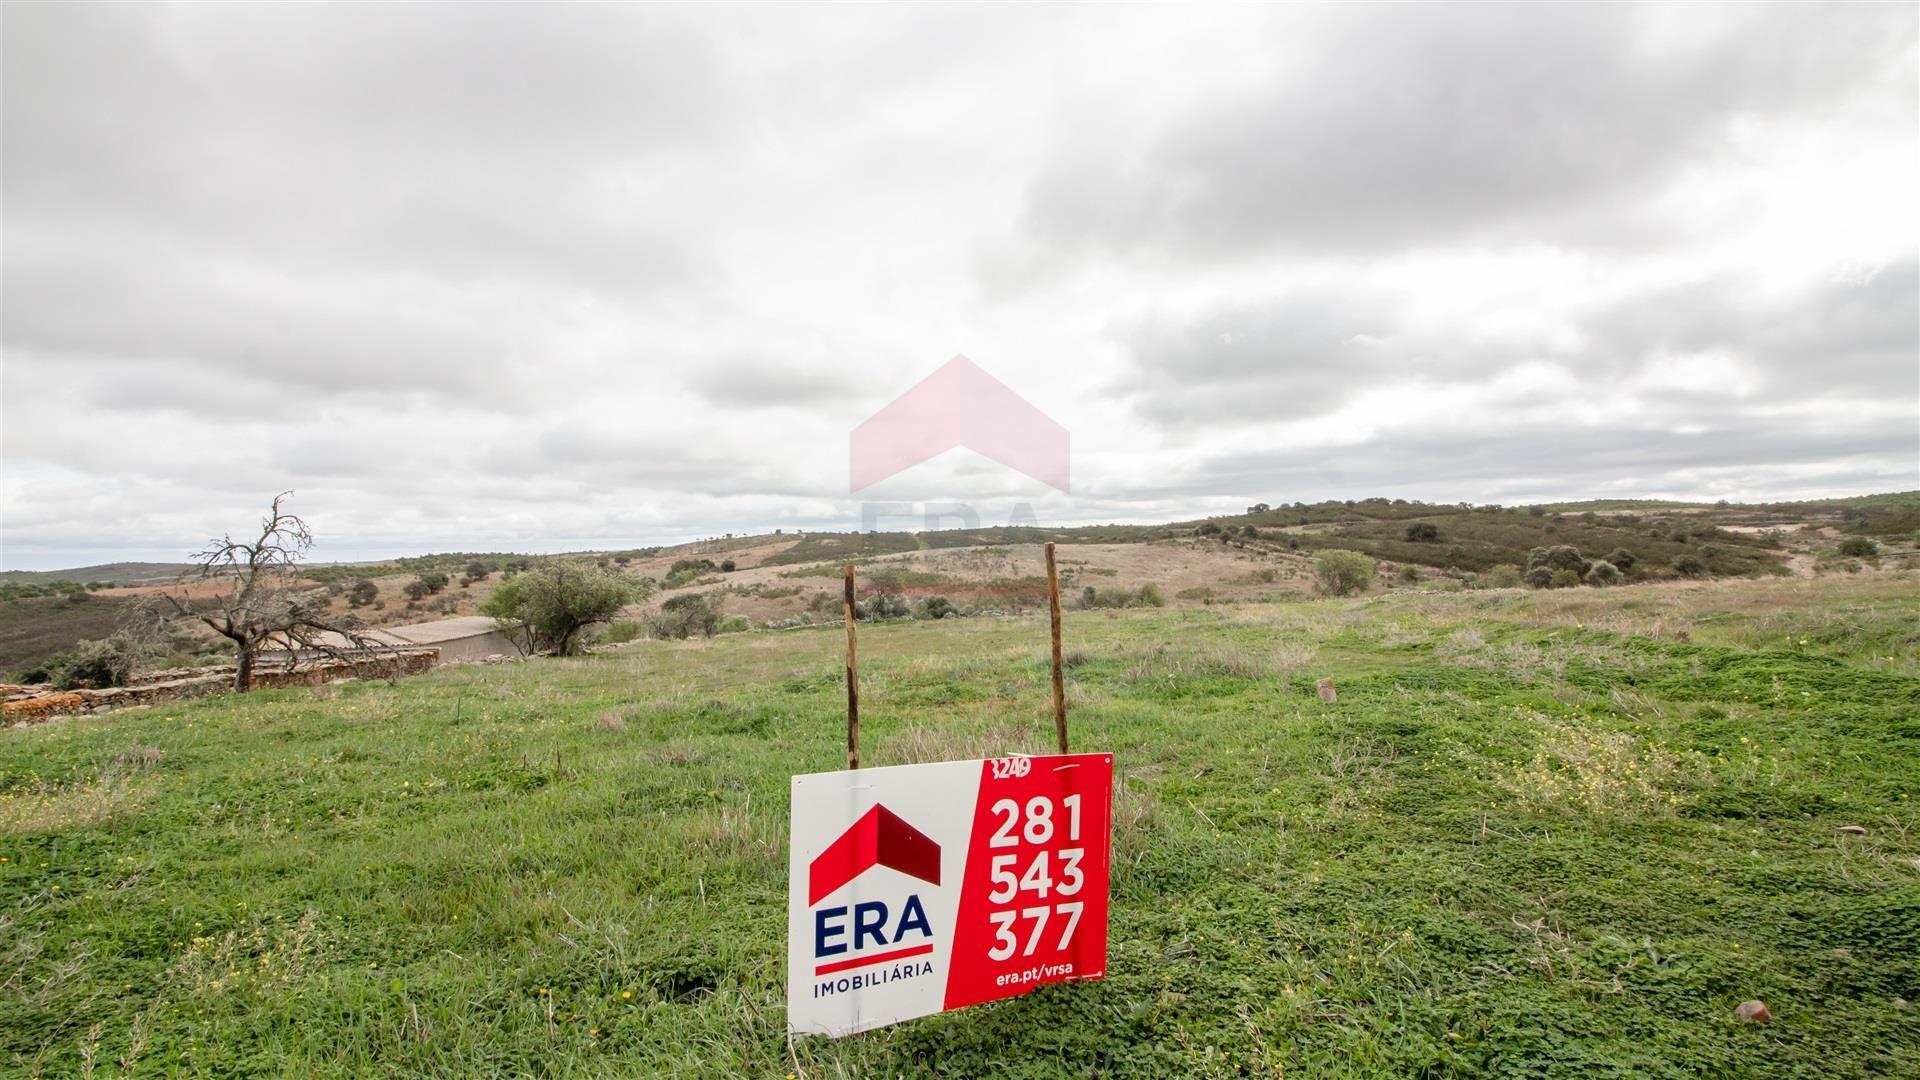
[{"x1": 0, "y1": 562, "x2": 197, "y2": 587}]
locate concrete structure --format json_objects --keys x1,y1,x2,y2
[
  {"x1": 289, "y1": 615, "x2": 522, "y2": 666},
  {"x1": 355, "y1": 615, "x2": 522, "y2": 663}
]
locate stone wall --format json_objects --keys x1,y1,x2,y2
[{"x1": 3, "y1": 648, "x2": 440, "y2": 727}]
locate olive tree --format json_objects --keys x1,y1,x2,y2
[{"x1": 481, "y1": 562, "x2": 637, "y2": 654}]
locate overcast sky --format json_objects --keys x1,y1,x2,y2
[{"x1": 3, "y1": 3, "x2": 1916, "y2": 570}]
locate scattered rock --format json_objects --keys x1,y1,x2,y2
[
  {"x1": 1837, "y1": 825, "x2": 1868, "y2": 836},
  {"x1": 1315, "y1": 677, "x2": 1337, "y2": 703},
  {"x1": 1733, "y1": 1000, "x2": 1772, "y2": 1024}
]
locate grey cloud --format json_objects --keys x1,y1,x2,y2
[
  {"x1": 1108, "y1": 259, "x2": 1919, "y2": 428},
  {"x1": 1, "y1": 6, "x2": 1913, "y2": 568},
  {"x1": 687, "y1": 360, "x2": 863, "y2": 408},
  {"x1": 1111, "y1": 287, "x2": 1466, "y2": 425},
  {"x1": 1153, "y1": 414, "x2": 1917, "y2": 506},
  {"x1": 1590, "y1": 260, "x2": 1920, "y2": 394},
  {"x1": 1017, "y1": 4, "x2": 1915, "y2": 262}
]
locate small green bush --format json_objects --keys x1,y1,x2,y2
[
  {"x1": 347, "y1": 580, "x2": 378, "y2": 607},
  {"x1": 1836, "y1": 537, "x2": 1879, "y2": 558},
  {"x1": 20, "y1": 633, "x2": 146, "y2": 690},
  {"x1": 1487, "y1": 564, "x2": 1524, "y2": 588},
  {"x1": 1404, "y1": 522, "x2": 1439, "y2": 542},
  {"x1": 1584, "y1": 560, "x2": 1622, "y2": 586},
  {"x1": 649, "y1": 592, "x2": 722, "y2": 639},
  {"x1": 599, "y1": 620, "x2": 642, "y2": 644},
  {"x1": 1548, "y1": 569, "x2": 1582, "y2": 589},
  {"x1": 1078, "y1": 583, "x2": 1166, "y2": 609},
  {"x1": 1526, "y1": 545, "x2": 1590, "y2": 576},
  {"x1": 1313, "y1": 549, "x2": 1376, "y2": 596},
  {"x1": 1671, "y1": 554, "x2": 1706, "y2": 577},
  {"x1": 857, "y1": 594, "x2": 911, "y2": 620},
  {"x1": 1605, "y1": 548, "x2": 1637, "y2": 571}
]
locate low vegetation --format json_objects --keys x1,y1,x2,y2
[{"x1": 6, "y1": 572, "x2": 1913, "y2": 1075}]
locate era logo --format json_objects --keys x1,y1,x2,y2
[
  {"x1": 814, "y1": 896, "x2": 932, "y2": 957},
  {"x1": 808, "y1": 805, "x2": 942, "y2": 967}
]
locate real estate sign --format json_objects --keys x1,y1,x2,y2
[{"x1": 787, "y1": 753, "x2": 1113, "y2": 1036}]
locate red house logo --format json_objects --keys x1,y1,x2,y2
[
  {"x1": 849, "y1": 355, "x2": 1070, "y2": 494},
  {"x1": 808, "y1": 804, "x2": 942, "y2": 904}
]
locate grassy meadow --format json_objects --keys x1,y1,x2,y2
[{"x1": 3, "y1": 573, "x2": 1917, "y2": 1077}]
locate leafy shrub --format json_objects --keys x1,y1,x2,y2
[
  {"x1": 922, "y1": 596, "x2": 956, "y2": 620},
  {"x1": 649, "y1": 592, "x2": 723, "y2": 639},
  {"x1": 1836, "y1": 537, "x2": 1879, "y2": 558},
  {"x1": 1526, "y1": 545, "x2": 1590, "y2": 576},
  {"x1": 1404, "y1": 522, "x2": 1439, "y2": 542},
  {"x1": 1524, "y1": 567, "x2": 1554, "y2": 589},
  {"x1": 1671, "y1": 554, "x2": 1706, "y2": 577},
  {"x1": 598, "y1": 620, "x2": 642, "y2": 644},
  {"x1": 1605, "y1": 548, "x2": 1637, "y2": 571},
  {"x1": 418, "y1": 571, "x2": 450, "y2": 594},
  {"x1": 857, "y1": 594, "x2": 912, "y2": 620},
  {"x1": 481, "y1": 563, "x2": 636, "y2": 653},
  {"x1": 1487, "y1": 564, "x2": 1524, "y2": 588},
  {"x1": 21, "y1": 633, "x2": 148, "y2": 689},
  {"x1": 1313, "y1": 549, "x2": 1376, "y2": 596},
  {"x1": 664, "y1": 558, "x2": 721, "y2": 588},
  {"x1": 1548, "y1": 569, "x2": 1582, "y2": 589},
  {"x1": 403, "y1": 580, "x2": 430, "y2": 602},
  {"x1": 347, "y1": 580, "x2": 377, "y2": 607},
  {"x1": 1583, "y1": 559, "x2": 1622, "y2": 586},
  {"x1": 716, "y1": 616, "x2": 751, "y2": 634},
  {"x1": 1396, "y1": 564, "x2": 1421, "y2": 584},
  {"x1": 1079, "y1": 584, "x2": 1166, "y2": 609},
  {"x1": 465, "y1": 562, "x2": 491, "y2": 581},
  {"x1": 1197, "y1": 522, "x2": 1223, "y2": 537},
  {"x1": 720, "y1": 559, "x2": 737, "y2": 572}
]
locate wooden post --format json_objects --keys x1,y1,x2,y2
[
  {"x1": 1045, "y1": 542, "x2": 1068, "y2": 754},
  {"x1": 843, "y1": 564, "x2": 860, "y2": 770}
]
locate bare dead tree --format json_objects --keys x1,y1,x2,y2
[{"x1": 155, "y1": 491, "x2": 383, "y2": 691}]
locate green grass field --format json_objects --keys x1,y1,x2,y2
[{"x1": 3, "y1": 574, "x2": 1917, "y2": 1077}]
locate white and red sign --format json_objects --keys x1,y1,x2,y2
[{"x1": 787, "y1": 753, "x2": 1113, "y2": 1036}]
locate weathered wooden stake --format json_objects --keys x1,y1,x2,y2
[
  {"x1": 843, "y1": 564, "x2": 860, "y2": 770},
  {"x1": 1045, "y1": 542, "x2": 1068, "y2": 754}
]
